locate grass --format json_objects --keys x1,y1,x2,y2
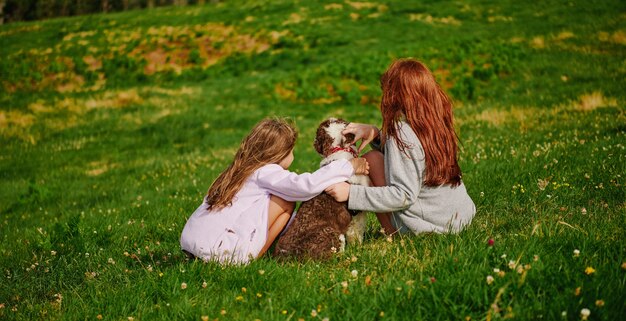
[{"x1": 0, "y1": 0, "x2": 625, "y2": 320}]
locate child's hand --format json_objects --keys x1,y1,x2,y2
[
  {"x1": 350, "y1": 158, "x2": 370, "y2": 175},
  {"x1": 325, "y1": 182, "x2": 351, "y2": 202},
  {"x1": 343, "y1": 123, "x2": 380, "y2": 153}
]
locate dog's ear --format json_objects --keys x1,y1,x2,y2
[
  {"x1": 343, "y1": 132, "x2": 356, "y2": 145},
  {"x1": 315, "y1": 131, "x2": 333, "y2": 156},
  {"x1": 313, "y1": 134, "x2": 324, "y2": 155},
  {"x1": 314, "y1": 120, "x2": 332, "y2": 156}
]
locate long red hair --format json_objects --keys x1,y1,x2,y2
[{"x1": 380, "y1": 58, "x2": 461, "y2": 187}]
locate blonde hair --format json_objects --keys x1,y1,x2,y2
[{"x1": 206, "y1": 118, "x2": 298, "y2": 210}]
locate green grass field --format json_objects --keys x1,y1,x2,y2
[{"x1": 1, "y1": 0, "x2": 625, "y2": 320}]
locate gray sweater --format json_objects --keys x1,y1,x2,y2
[{"x1": 348, "y1": 121, "x2": 475, "y2": 234}]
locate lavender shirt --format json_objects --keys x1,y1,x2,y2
[{"x1": 180, "y1": 159, "x2": 354, "y2": 264}]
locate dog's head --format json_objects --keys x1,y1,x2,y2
[{"x1": 313, "y1": 118, "x2": 356, "y2": 157}]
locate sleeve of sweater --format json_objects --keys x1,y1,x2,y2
[
  {"x1": 256, "y1": 159, "x2": 354, "y2": 202},
  {"x1": 348, "y1": 135, "x2": 422, "y2": 212}
]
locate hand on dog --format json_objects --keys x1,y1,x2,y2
[
  {"x1": 342, "y1": 123, "x2": 380, "y2": 153},
  {"x1": 325, "y1": 182, "x2": 351, "y2": 202},
  {"x1": 350, "y1": 157, "x2": 369, "y2": 175}
]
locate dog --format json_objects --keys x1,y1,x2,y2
[{"x1": 273, "y1": 118, "x2": 370, "y2": 260}]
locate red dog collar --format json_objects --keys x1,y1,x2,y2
[{"x1": 329, "y1": 146, "x2": 358, "y2": 158}]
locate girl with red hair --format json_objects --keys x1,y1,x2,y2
[{"x1": 326, "y1": 58, "x2": 475, "y2": 235}]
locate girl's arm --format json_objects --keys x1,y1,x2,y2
[
  {"x1": 256, "y1": 159, "x2": 355, "y2": 202},
  {"x1": 348, "y1": 136, "x2": 423, "y2": 212},
  {"x1": 342, "y1": 123, "x2": 381, "y2": 153}
]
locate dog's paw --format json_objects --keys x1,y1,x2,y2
[
  {"x1": 346, "y1": 213, "x2": 367, "y2": 245},
  {"x1": 339, "y1": 234, "x2": 346, "y2": 252}
]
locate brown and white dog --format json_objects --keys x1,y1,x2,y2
[{"x1": 273, "y1": 118, "x2": 370, "y2": 260}]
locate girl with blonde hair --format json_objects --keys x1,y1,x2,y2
[{"x1": 180, "y1": 118, "x2": 368, "y2": 264}]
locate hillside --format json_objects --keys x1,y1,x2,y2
[{"x1": 1, "y1": 1, "x2": 625, "y2": 320}]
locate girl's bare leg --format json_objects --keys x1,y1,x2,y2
[
  {"x1": 363, "y1": 150, "x2": 397, "y2": 235},
  {"x1": 259, "y1": 195, "x2": 295, "y2": 257}
]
